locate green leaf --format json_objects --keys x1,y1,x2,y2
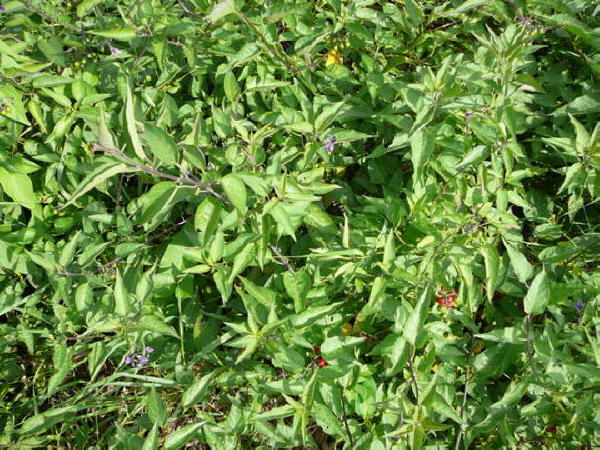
[
  {"x1": 410, "y1": 128, "x2": 435, "y2": 186},
  {"x1": 206, "y1": 0, "x2": 237, "y2": 23},
  {"x1": 442, "y1": 0, "x2": 489, "y2": 15},
  {"x1": 314, "y1": 101, "x2": 345, "y2": 134},
  {"x1": 136, "y1": 181, "x2": 178, "y2": 225},
  {"x1": 127, "y1": 315, "x2": 179, "y2": 337},
  {"x1": 268, "y1": 201, "x2": 296, "y2": 238},
  {"x1": 283, "y1": 269, "x2": 311, "y2": 313},
  {"x1": 214, "y1": 268, "x2": 233, "y2": 302},
  {"x1": 404, "y1": 0, "x2": 424, "y2": 26},
  {"x1": 194, "y1": 197, "x2": 221, "y2": 244},
  {"x1": 47, "y1": 343, "x2": 72, "y2": 396},
  {"x1": 475, "y1": 327, "x2": 525, "y2": 345},
  {"x1": 523, "y1": 270, "x2": 550, "y2": 316},
  {"x1": 97, "y1": 106, "x2": 115, "y2": 148},
  {"x1": 382, "y1": 230, "x2": 395, "y2": 272},
  {"x1": 0, "y1": 169, "x2": 41, "y2": 217},
  {"x1": 538, "y1": 242, "x2": 581, "y2": 264},
  {"x1": 456, "y1": 145, "x2": 489, "y2": 170},
  {"x1": 504, "y1": 241, "x2": 534, "y2": 284},
  {"x1": 211, "y1": 106, "x2": 233, "y2": 138},
  {"x1": 321, "y1": 335, "x2": 364, "y2": 358},
  {"x1": 552, "y1": 91, "x2": 600, "y2": 116},
  {"x1": 31, "y1": 74, "x2": 74, "y2": 88},
  {"x1": 76, "y1": 0, "x2": 102, "y2": 17},
  {"x1": 562, "y1": 362, "x2": 600, "y2": 379},
  {"x1": 75, "y1": 283, "x2": 94, "y2": 312},
  {"x1": 291, "y1": 301, "x2": 343, "y2": 328},
  {"x1": 144, "y1": 123, "x2": 179, "y2": 165},
  {"x1": 27, "y1": 97, "x2": 47, "y2": 133},
  {"x1": 20, "y1": 407, "x2": 78, "y2": 436},
  {"x1": 125, "y1": 83, "x2": 147, "y2": 160},
  {"x1": 482, "y1": 244, "x2": 499, "y2": 302},
  {"x1": 89, "y1": 27, "x2": 137, "y2": 41},
  {"x1": 164, "y1": 421, "x2": 206, "y2": 450},
  {"x1": 114, "y1": 268, "x2": 132, "y2": 316},
  {"x1": 224, "y1": 70, "x2": 241, "y2": 101},
  {"x1": 222, "y1": 173, "x2": 247, "y2": 216},
  {"x1": 62, "y1": 159, "x2": 139, "y2": 208},
  {"x1": 251, "y1": 405, "x2": 296, "y2": 422},
  {"x1": 147, "y1": 388, "x2": 168, "y2": 427},
  {"x1": 142, "y1": 424, "x2": 159, "y2": 450},
  {"x1": 404, "y1": 285, "x2": 432, "y2": 347},
  {"x1": 181, "y1": 372, "x2": 216, "y2": 408},
  {"x1": 312, "y1": 404, "x2": 345, "y2": 439}
]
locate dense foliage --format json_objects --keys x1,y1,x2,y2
[{"x1": 1, "y1": 0, "x2": 599, "y2": 448}]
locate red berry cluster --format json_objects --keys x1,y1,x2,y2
[
  {"x1": 312, "y1": 346, "x2": 327, "y2": 367},
  {"x1": 436, "y1": 287, "x2": 457, "y2": 308}
]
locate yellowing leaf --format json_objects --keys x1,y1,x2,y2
[{"x1": 325, "y1": 47, "x2": 343, "y2": 66}]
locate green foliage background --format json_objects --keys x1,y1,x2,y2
[{"x1": 1, "y1": 0, "x2": 599, "y2": 448}]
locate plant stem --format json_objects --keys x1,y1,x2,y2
[
  {"x1": 339, "y1": 386, "x2": 354, "y2": 448},
  {"x1": 235, "y1": 10, "x2": 296, "y2": 73},
  {"x1": 454, "y1": 336, "x2": 473, "y2": 450},
  {"x1": 177, "y1": 296, "x2": 186, "y2": 364},
  {"x1": 94, "y1": 143, "x2": 225, "y2": 201},
  {"x1": 269, "y1": 245, "x2": 296, "y2": 274},
  {"x1": 408, "y1": 347, "x2": 420, "y2": 405}
]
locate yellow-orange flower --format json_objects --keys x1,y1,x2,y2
[{"x1": 325, "y1": 47, "x2": 343, "y2": 66}]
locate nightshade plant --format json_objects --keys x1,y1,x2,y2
[{"x1": 0, "y1": 0, "x2": 599, "y2": 448}]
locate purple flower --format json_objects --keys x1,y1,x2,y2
[
  {"x1": 575, "y1": 300, "x2": 584, "y2": 313},
  {"x1": 465, "y1": 111, "x2": 473, "y2": 119},
  {"x1": 145, "y1": 346, "x2": 154, "y2": 353},
  {"x1": 134, "y1": 355, "x2": 149, "y2": 367},
  {"x1": 124, "y1": 353, "x2": 151, "y2": 368},
  {"x1": 324, "y1": 135, "x2": 336, "y2": 154},
  {"x1": 0, "y1": 3, "x2": 6, "y2": 13},
  {"x1": 109, "y1": 46, "x2": 122, "y2": 56}
]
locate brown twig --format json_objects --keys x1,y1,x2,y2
[
  {"x1": 94, "y1": 143, "x2": 225, "y2": 201},
  {"x1": 269, "y1": 245, "x2": 296, "y2": 274}
]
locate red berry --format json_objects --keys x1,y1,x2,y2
[
  {"x1": 317, "y1": 357, "x2": 327, "y2": 368},
  {"x1": 436, "y1": 289, "x2": 457, "y2": 309}
]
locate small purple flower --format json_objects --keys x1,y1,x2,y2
[
  {"x1": 0, "y1": 3, "x2": 6, "y2": 13},
  {"x1": 465, "y1": 111, "x2": 473, "y2": 119},
  {"x1": 575, "y1": 300, "x2": 584, "y2": 313},
  {"x1": 124, "y1": 353, "x2": 151, "y2": 368},
  {"x1": 134, "y1": 355, "x2": 149, "y2": 367},
  {"x1": 109, "y1": 46, "x2": 122, "y2": 56},
  {"x1": 145, "y1": 346, "x2": 154, "y2": 353},
  {"x1": 324, "y1": 135, "x2": 336, "y2": 154}
]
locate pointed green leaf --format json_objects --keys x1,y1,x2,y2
[
  {"x1": 524, "y1": 270, "x2": 550, "y2": 315},
  {"x1": 404, "y1": 285, "x2": 432, "y2": 347},
  {"x1": 222, "y1": 173, "x2": 247, "y2": 216},
  {"x1": 482, "y1": 244, "x2": 499, "y2": 301},
  {"x1": 147, "y1": 388, "x2": 168, "y2": 427},
  {"x1": 182, "y1": 372, "x2": 216, "y2": 408},
  {"x1": 128, "y1": 315, "x2": 178, "y2": 337},
  {"x1": 62, "y1": 159, "x2": 138, "y2": 208},
  {"x1": 504, "y1": 242, "x2": 534, "y2": 283},
  {"x1": 206, "y1": 0, "x2": 236, "y2": 23},
  {"x1": 144, "y1": 123, "x2": 179, "y2": 165},
  {"x1": 164, "y1": 421, "x2": 206, "y2": 450},
  {"x1": 126, "y1": 84, "x2": 147, "y2": 160}
]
